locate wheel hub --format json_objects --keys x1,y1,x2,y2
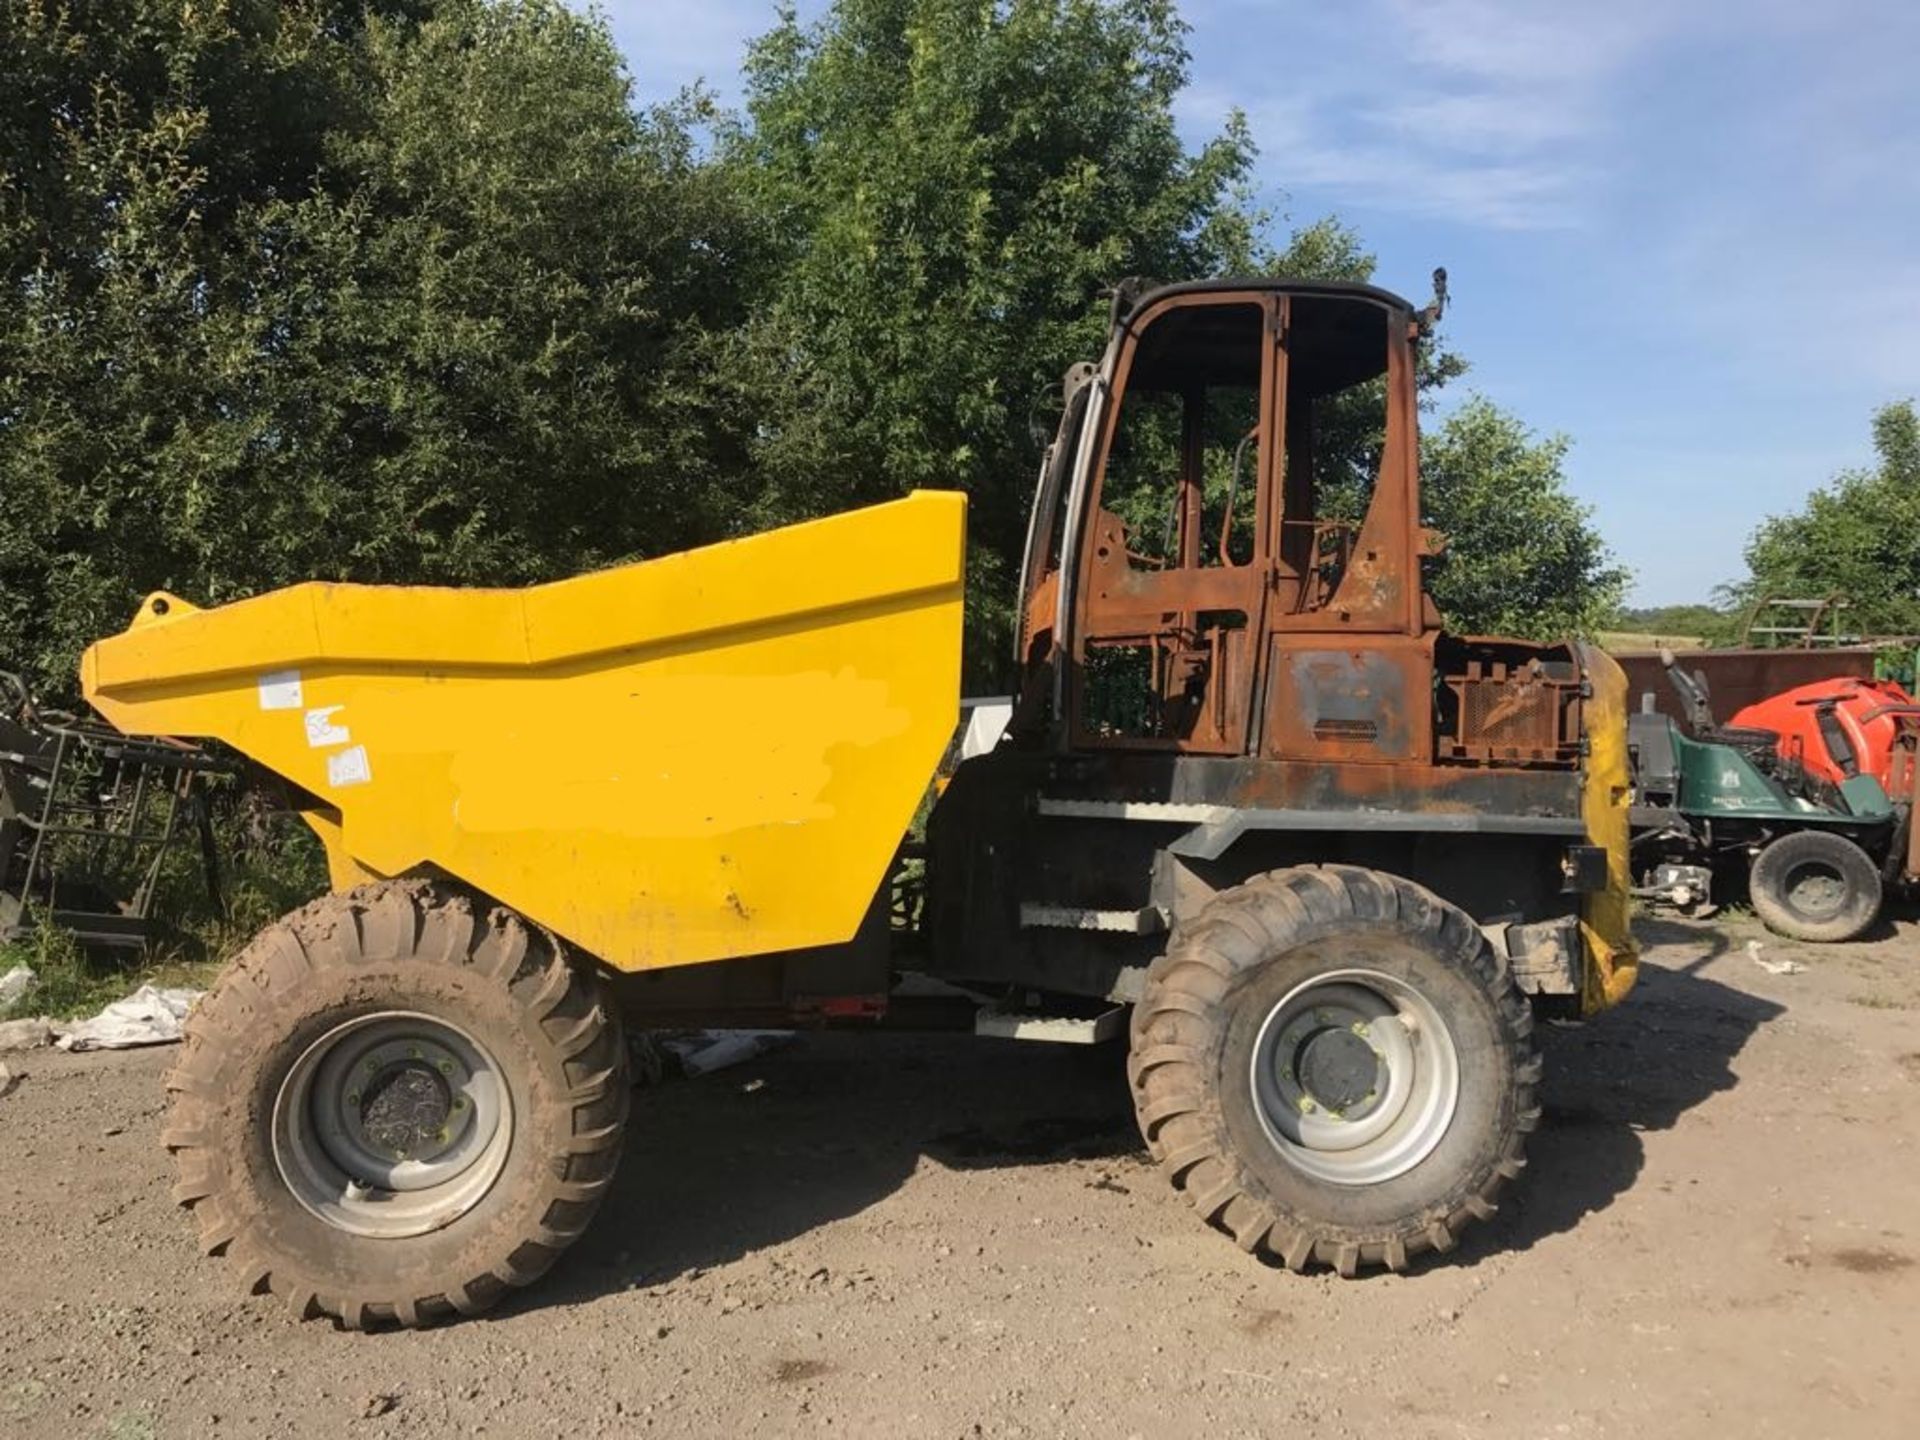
[
  {"x1": 1785, "y1": 863, "x2": 1844, "y2": 917},
  {"x1": 1249, "y1": 970, "x2": 1462, "y2": 1187},
  {"x1": 359, "y1": 1061, "x2": 455, "y2": 1159},
  {"x1": 1295, "y1": 1026, "x2": 1381, "y2": 1114},
  {"x1": 272, "y1": 1012, "x2": 513, "y2": 1239}
]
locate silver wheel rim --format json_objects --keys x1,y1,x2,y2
[
  {"x1": 1249, "y1": 967, "x2": 1461, "y2": 1187},
  {"x1": 272, "y1": 1011, "x2": 513, "y2": 1239}
]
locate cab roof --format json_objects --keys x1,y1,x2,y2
[
  {"x1": 1116, "y1": 277, "x2": 1418, "y2": 332},
  {"x1": 1116, "y1": 278, "x2": 1419, "y2": 396}
]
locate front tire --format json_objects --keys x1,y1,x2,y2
[
  {"x1": 1128, "y1": 865, "x2": 1538, "y2": 1275},
  {"x1": 162, "y1": 881, "x2": 628, "y2": 1327},
  {"x1": 1748, "y1": 829, "x2": 1882, "y2": 943}
]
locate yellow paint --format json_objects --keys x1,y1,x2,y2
[
  {"x1": 82, "y1": 493, "x2": 967, "y2": 972},
  {"x1": 1575, "y1": 642, "x2": 1639, "y2": 1012}
]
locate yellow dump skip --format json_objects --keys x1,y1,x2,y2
[{"x1": 82, "y1": 493, "x2": 967, "y2": 972}]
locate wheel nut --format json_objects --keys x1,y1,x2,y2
[
  {"x1": 438, "y1": 1059, "x2": 454, "y2": 1075},
  {"x1": 346, "y1": 1092, "x2": 360, "y2": 1107}
]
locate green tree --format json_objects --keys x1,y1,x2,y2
[
  {"x1": 1418, "y1": 397, "x2": 1628, "y2": 639},
  {"x1": 0, "y1": 0, "x2": 752, "y2": 696},
  {"x1": 725, "y1": 0, "x2": 1272, "y2": 681},
  {"x1": 1612, "y1": 604, "x2": 1741, "y2": 646},
  {"x1": 0, "y1": 0, "x2": 1628, "y2": 700},
  {"x1": 723, "y1": 0, "x2": 1619, "y2": 674},
  {"x1": 1724, "y1": 400, "x2": 1920, "y2": 637}
]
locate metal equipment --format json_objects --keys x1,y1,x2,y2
[
  {"x1": 1627, "y1": 650, "x2": 1909, "y2": 941},
  {"x1": 1741, "y1": 592, "x2": 1855, "y2": 649},
  {"x1": 80, "y1": 276, "x2": 1638, "y2": 1326},
  {"x1": 1, "y1": 671, "x2": 225, "y2": 949}
]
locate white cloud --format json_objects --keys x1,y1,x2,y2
[
  {"x1": 1384, "y1": 0, "x2": 1662, "y2": 84},
  {"x1": 1184, "y1": 0, "x2": 1688, "y2": 229}
]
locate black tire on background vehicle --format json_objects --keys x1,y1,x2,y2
[
  {"x1": 1748, "y1": 829, "x2": 1882, "y2": 943},
  {"x1": 162, "y1": 881, "x2": 628, "y2": 1328},
  {"x1": 1128, "y1": 865, "x2": 1538, "y2": 1276}
]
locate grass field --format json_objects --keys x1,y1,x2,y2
[{"x1": 1598, "y1": 630, "x2": 1710, "y2": 651}]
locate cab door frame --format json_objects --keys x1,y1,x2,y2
[{"x1": 1062, "y1": 290, "x2": 1287, "y2": 755}]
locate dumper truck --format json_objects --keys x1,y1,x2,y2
[{"x1": 81, "y1": 277, "x2": 1637, "y2": 1327}]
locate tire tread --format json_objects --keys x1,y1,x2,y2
[
  {"x1": 163, "y1": 879, "x2": 628, "y2": 1329},
  {"x1": 1127, "y1": 863, "x2": 1537, "y2": 1277}
]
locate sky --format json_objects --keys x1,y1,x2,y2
[{"x1": 593, "y1": 0, "x2": 1920, "y2": 607}]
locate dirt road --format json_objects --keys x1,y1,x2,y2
[{"x1": 3, "y1": 914, "x2": 1918, "y2": 1439}]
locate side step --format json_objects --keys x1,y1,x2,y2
[
  {"x1": 975, "y1": 1002, "x2": 1126, "y2": 1045},
  {"x1": 1018, "y1": 903, "x2": 1167, "y2": 935}
]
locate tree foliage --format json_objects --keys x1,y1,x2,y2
[
  {"x1": 1611, "y1": 603, "x2": 1740, "y2": 646},
  {"x1": 1723, "y1": 401, "x2": 1920, "y2": 638},
  {"x1": 0, "y1": 0, "x2": 751, "y2": 692},
  {"x1": 1419, "y1": 397, "x2": 1628, "y2": 639},
  {"x1": 0, "y1": 0, "x2": 1629, "y2": 697},
  {"x1": 724, "y1": 0, "x2": 1274, "y2": 677}
]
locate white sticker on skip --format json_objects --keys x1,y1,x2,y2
[
  {"x1": 326, "y1": 745, "x2": 372, "y2": 788},
  {"x1": 303, "y1": 706, "x2": 350, "y2": 748},
  {"x1": 258, "y1": 670, "x2": 303, "y2": 711}
]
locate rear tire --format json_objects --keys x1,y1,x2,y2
[
  {"x1": 1748, "y1": 830, "x2": 1881, "y2": 943},
  {"x1": 1128, "y1": 865, "x2": 1538, "y2": 1275},
  {"x1": 162, "y1": 881, "x2": 628, "y2": 1327}
]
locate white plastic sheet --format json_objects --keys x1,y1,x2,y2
[
  {"x1": 655, "y1": 1028, "x2": 795, "y2": 1077},
  {"x1": 55, "y1": 984, "x2": 203, "y2": 1051},
  {"x1": 0, "y1": 964, "x2": 35, "y2": 1009}
]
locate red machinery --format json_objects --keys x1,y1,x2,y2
[
  {"x1": 1730, "y1": 677, "x2": 1919, "y2": 794},
  {"x1": 1730, "y1": 677, "x2": 1920, "y2": 892}
]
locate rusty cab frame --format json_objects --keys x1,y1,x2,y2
[{"x1": 925, "y1": 278, "x2": 1606, "y2": 1010}]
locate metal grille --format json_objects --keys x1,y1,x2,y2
[{"x1": 1443, "y1": 662, "x2": 1579, "y2": 764}]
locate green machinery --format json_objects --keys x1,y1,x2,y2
[{"x1": 1629, "y1": 651, "x2": 1899, "y2": 942}]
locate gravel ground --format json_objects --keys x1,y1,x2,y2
[{"x1": 2, "y1": 912, "x2": 1918, "y2": 1439}]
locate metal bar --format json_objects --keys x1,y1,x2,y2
[
  {"x1": 1168, "y1": 807, "x2": 1587, "y2": 862},
  {"x1": 18, "y1": 728, "x2": 66, "y2": 911}
]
